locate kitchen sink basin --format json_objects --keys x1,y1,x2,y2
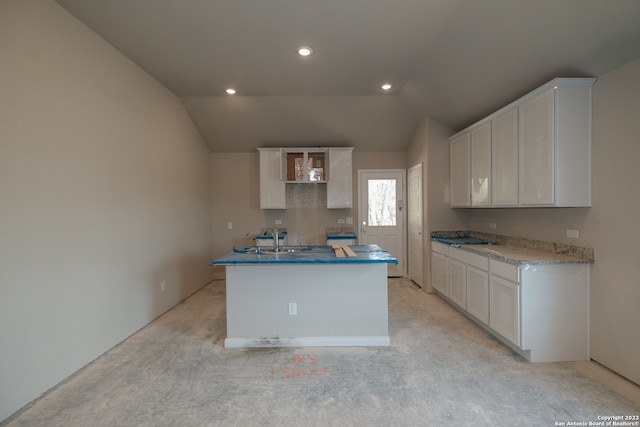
[
  {"x1": 234, "y1": 245, "x2": 313, "y2": 254},
  {"x1": 261, "y1": 246, "x2": 313, "y2": 254},
  {"x1": 260, "y1": 248, "x2": 291, "y2": 254}
]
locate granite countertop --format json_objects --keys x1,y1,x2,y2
[
  {"x1": 431, "y1": 231, "x2": 594, "y2": 266},
  {"x1": 211, "y1": 244, "x2": 398, "y2": 266},
  {"x1": 461, "y1": 244, "x2": 592, "y2": 265}
]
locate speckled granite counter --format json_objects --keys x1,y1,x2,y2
[
  {"x1": 462, "y1": 244, "x2": 592, "y2": 265},
  {"x1": 431, "y1": 231, "x2": 594, "y2": 265}
]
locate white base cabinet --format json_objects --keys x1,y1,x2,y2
[
  {"x1": 431, "y1": 244, "x2": 590, "y2": 362},
  {"x1": 430, "y1": 242, "x2": 449, "y2": 296},
  {"x1": 489, "y1": 274, "x2": 520, "y2": 346},
  {"x1": 448, "y1": 247, "x2": 489, "y2": 318},
  {"x1": 466, "y1": 265, "x2": 489, "y2": 325},
  {"x1": 488, "y1": 258, "x2": 590, "y2": 362},
  {"x1": 448, "y1": 259, "x2": 466, "y2": 309}
]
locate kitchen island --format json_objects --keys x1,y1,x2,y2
[{"x1": 211, "y1": 245, "x2": 397, "y2": 348}]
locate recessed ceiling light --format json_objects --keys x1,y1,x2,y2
[
  {"x1": 297, "y1": 46, "x2": 313, "y2": 56},
  {"x1": 380, "y1": 83, "x2": 393, "y2": 91},
  {"x1": 225, "y1": 88, "x2": 237, "y2": 95}
]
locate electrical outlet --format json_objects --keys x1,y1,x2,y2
[
  {"x1": 288, "y1": 302, "x2": 297, "y2": 316},
  {"x1": 566, "y1": 229, "x2": 579, "y2": 239},
  {"x1": 275, "y1": 219, "x2": 282, "y2": 225},
  {"x1": 346, "y1": 217, "x2": 353, "y2": 225},
  {"x1": 227, "y1": 222, "x2": 233, "y2": 229},
  {"x1": 338, "y1": 218, "x2": 346, "y2": 224},
  {"x1": 489, "y1": 223, "x2": 497, "y2": 230},
  {"x1": 160, "y1": 281, "x2": 166, "y2": 292}
]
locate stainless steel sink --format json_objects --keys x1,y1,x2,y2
[
  {"x1": 260, "y1": 248, "x2": 291, "y2": 254},
  {"x1": 234, "y1": 245, "x2": 314, "y2": 254},
  {"x1": 260, "y1": 246, "x2": 312, "y2": 254}
]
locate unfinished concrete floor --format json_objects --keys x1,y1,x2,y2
[{"x1": 3, "y1": 279, "x2": 639, "y2": 426}]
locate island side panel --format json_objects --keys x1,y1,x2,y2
[{"x1": 225, "y1": 263, "x2": 389, "y2": 346}]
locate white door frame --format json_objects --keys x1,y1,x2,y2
[
  {"x1": 357, "y1": 169, "x2": 407, "y2": 277},
  {"x1": 408, "y1": 164, "x2": 423, "y2": 287}
]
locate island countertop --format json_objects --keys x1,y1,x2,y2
[{"x1": 211, "y1": 244, "x2": 398, "y2": 266}]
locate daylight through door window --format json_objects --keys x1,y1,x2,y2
[{"x1": 368, "y1": 179, "x2": 396, "y2": 226}]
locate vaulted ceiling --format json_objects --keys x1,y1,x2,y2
[{"x1": 55, "y1": 0, "x2": 640, "y2": 152}]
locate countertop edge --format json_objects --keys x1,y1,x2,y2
[
  {"x1": 211, "y1": 244, "x2": 398, "y2": 266},
  {"x1": 212, "y1": 259, "x2": 398, "y2": 266},
  {"x1": 430, "y1": 233, "x2": 594, "y2": 265},
  {"x1": 459, "y1": 245, "x2": 593, "y2": 266}
]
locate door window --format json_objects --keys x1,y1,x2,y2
[{"x1": 367, "y1": 179, "x2": 396, "y2": 226}]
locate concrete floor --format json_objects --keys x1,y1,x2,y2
[{"x1": 3, "y1": 278, "x2": 639, "y2": 426}]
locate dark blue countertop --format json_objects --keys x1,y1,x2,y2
[
  {"x1": 326, "y1": 232, "x2": 357, "y2": 240},
  {"x1": 211, "y1": 244, "x2": 398, "y2": 265}
]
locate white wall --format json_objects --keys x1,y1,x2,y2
[
  {"x1": 587, "y1": 57, "x2": 640, "y2": 384},
  {"x1": 464, "y1": 57, "x2": 640, "y2": 384},
  {"x1": 0, "y1": 0, "x2": 212, "y2": 420},
  {"x1": 407, "y1": 117, "x2": 464, "y2": 291}
]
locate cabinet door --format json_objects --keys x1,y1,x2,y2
[
  {"x1": 471, "y1": 123, "x2": 491, "y2": 206},
  {"x1": 492, "y1": 108, "x2": 519, "y2": 206},
  {"x1": 450, "y1": 133, "x2": 471, "y2": 207},
  {"x1": 258, "y1": 149, "x2": 286, "y2": 209},
  {"x1": 449, "y1": 259, "x2": 466, "y2": 308},
  {"x1": 490, "y1": 275, "x2": 520, "y2": 346},
  {"x1": 519, "y1": 88, "x2": 554, "y2": 205},
  {"x1": 466, "y1": 266, "x2": 489, "y2": 324},
  {"x1": 430, "y1": 251, "x2": 449, "y2": 296},
  {"x1": 327, "y1": 148, "x2": 353, "y2": 209}
]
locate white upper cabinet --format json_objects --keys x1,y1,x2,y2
[
  {"x1": 258, "y1": 148, "x2": 286, "y2": 209},
  {"x1": 327, "y1": 147, "x2": 354, "y2": 209},
  {"x1": 492, "y1": 108, "x2": 519, "y2": 206},
  {"x1": 520, "y1": 82, "x2": 594, "y2": 206},
  {"x1": 471, "y1": 122, "x2": 492, "y2": 206},
  {"x1": 449, "y1": 77, "x2": 596, "y2": 208},
  {"x1": 519, "y1": 88, "x2": 555, "y2": 205},
  {"x1": 450, "y1": 133, "x2": 471, "y2": 207},
  {"x1": 258, "y1": 147, "x2": 353, "y2": 210}
]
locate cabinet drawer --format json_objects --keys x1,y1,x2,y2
[
  {"x1": 490, "y1": 259, "x2": 519, "y2": 282},
  {"x1": 450, "y1": 248, "x2": 488, "y2": 271},
  {"x1": 431, "y1": 241, "x2": 449, "y2": 256}
]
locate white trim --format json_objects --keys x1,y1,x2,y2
[{"x1": 224, "y1": 336, "x2": 390, "y2": 348}]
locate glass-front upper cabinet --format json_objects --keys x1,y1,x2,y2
[{"x1": 283, "y1": 149, "x2": 327, "y2": 182}]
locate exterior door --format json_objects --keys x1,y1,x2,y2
[
  {"x1": 358, "y1": 170, "x2": 406, "y2": 277},
  {"x1": 407, "y1": 164, "x2": 423, "y2": 287}
]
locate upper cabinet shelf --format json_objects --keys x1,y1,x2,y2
[
  {"x1": 450, "y1": 77, "x2": 597, "y2": 208},
  {"x1": 284, "y1": 149, "x2": 327, "y2": 183},
  {"x1": 258, "y1": 147, "x2": 353, "y2": 210}
]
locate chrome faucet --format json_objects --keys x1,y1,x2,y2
[{"x1": 269, "y1": 227, "x2": 281, "y2": 252}]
